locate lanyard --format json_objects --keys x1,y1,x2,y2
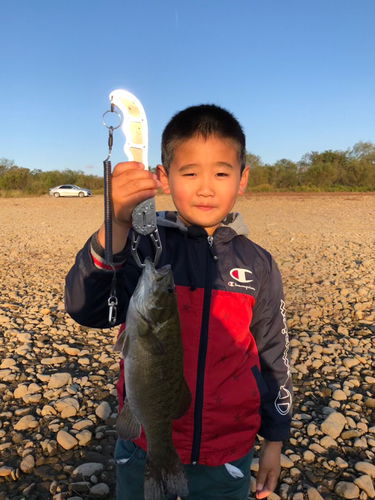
[{"x1": 102, "y1": 90, "x2": 162, "y2": 324}]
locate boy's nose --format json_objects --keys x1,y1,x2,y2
[{"x1": 197, "y1": 179, "x2": 215, "y2": 196}]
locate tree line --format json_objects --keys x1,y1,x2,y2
[
  {"x1": 246, "y1": 141, "x2": 375, "y2": 191},
  {"x1": 0, "y1": 159, "x2": 103, "y2": 196},
  {"x1": 1, "y1": 141, "x2": 375, "y2": 196}
]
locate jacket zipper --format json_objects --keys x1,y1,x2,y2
[{"x1": 191, "y1": 235, "x2": 217, "y2": 464}]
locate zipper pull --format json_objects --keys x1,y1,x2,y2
[{"x1": 207, "y1": 236, "x2": 218, "y2": 261}]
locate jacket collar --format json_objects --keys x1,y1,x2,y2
[{"x1": 156, "y1": 211, "x2": 248, "y2": 239}]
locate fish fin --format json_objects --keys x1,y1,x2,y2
[
  {"x1": 174, "y1": 377, "x2": 192, "y2": 419},
  {"x1": 144, "y1": 451, "x2": 189, "y2": 500},
  {"x1": 116, "y1": 398, "x2": 141, "y2": 440},
  {"x1": 139, "y1": 327, "x2": 165, "y2": 356},
  {"x1": 113, "y1": 329, "x2": 130, "y2": 358}
]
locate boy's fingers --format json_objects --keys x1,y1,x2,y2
[
  {"x1": 112, "y1": 161, "x2": 145, "y2": 176},
  {"x1": 113, "y1": 177, "x2": 161, "y2": 198},
  {"x1": 256, "y1": 473, "x2": 278, "y2": 499},
  {"x1": 113, "y1": 189, "x2": 158, "y2": 221}
]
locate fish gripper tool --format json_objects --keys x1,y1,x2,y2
[{"x1": 108, "y1": 89, "x2": 162, "y2": 269}]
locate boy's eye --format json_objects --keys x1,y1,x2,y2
[
  {"x1": 216, "y1": 172, "x2": 229, "y2": 177},
  {"x1": 183, "y1": 173, "x2": 196, "y2": 177}
]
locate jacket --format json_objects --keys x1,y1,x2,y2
[{"x1": 65, "y1": 211, "x2": 293, "y2": 466}]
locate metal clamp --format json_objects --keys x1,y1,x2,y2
[
  {"x1": 131, "y1": 227, "x2": 162, "y2": 268},
  {"x1": 108, "y1": 294, "x2": 118, "y2": 325}
]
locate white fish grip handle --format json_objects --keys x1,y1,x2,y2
[{"x1": 109, "y1": 89, "x2": 162, "y2": 267}]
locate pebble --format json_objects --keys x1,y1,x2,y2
[
  {"x1": 320, "y1": 411, "x2": 347, "y2": 439},
  {"x1": 56, "y1": 430, "x2": 78, "y2": 450},
  {"x1": 354, "y1": 475, "x2": 375, "y2": 498},
  {"x1": 14, "y1": 415, "x2": 39, "y2": 430},
  {"x1": 0, "y1": 466, "x2": 13, "y2": 477},
  {"x1": 48, "y1": 373, "x2": 72, "y2": 389},
  {"x1": 303, "y1": 450, "x2": 315, "y2": 462},
  {"x1": 76, "y1": 429, "x2": 92, "y2": 446},
  {"x1": 95, "y1": 401, "x2": 112, "y2": 421},
  {"x1": 89, "y1": 482, "x2": 110, "y2": 499},
  {"x1": 307, "y1": 487, "x2": 324, "y2": 500},
  {"x1": 355, "y1": 462, "x2": 375, "y2": 478},
  {"x1": 335, "y1": 481, "x2": 360, "y2": 499},
  {"x1": 20, "y1": 454, "x2": 35, "y2": 473},
  {"x1": 72, "y1": 463, "x2": 105, "y2": 480}
]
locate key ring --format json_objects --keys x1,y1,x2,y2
[{"x1": 102, "y1": 107, "x2": 123, "y2": 130}]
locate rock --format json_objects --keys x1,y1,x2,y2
[
  {"x1": 0, "y1": 466, "x2": 13, "y2": 477},
  {"x1": 72, "y1": 463, "x2": 104, "y2": 480},
  {"x1": 56, "y1": 430, "x2": 78, "y2": 450},
  {"x1": 307, "y1": 487, "x2": 324, "y2": 500},
  {"x1": 27, "y1": 382, "x2": 42, "y2": 394},
  {"x1": 321, "y1": 411, "x2": 347, "y2": 439},
  {"x1": 307, "y1": 423, "x2": 318, "y2": 436},
  {"x1": 73, "y1": 419, "x2": 94, "y2": 431},
  {"x1": 355, "y1": 462, "x2": 375, "y2": 478},
  {"x1": 335, "y1": 481, "x2": 360, "y2": 499},
  {"x1": 342, "y1": 358, "x2": 359, "y2": 369},
  {"x1": 48, "y1": 373, "x2": 72, "y2": 388},
  {"x1": 365, "y1": 398, "x2": 375, "y2": 408},
  {"x1": 71, "y1": 481, "x2": 91, "y2": 494},
  {"x1": 89, "y1": 483, "x2": 110, "y2": 499},
  {"x1": 20, "y1": 454, "x2": 35, "y2": 473},
  {"x1": 354, "y1": 437, "x2": 368, "y2": 448},
  {"x1": 41, "y1": 405, "x2": 57, "y2": 416},
  {"x1": 320, "y1": 436, "x2": 338, "y2": 448},
  {"x1": 95, "y1": 401, "x2": 111, "y2": 420},
  {"x1": 304, "y1": 450, "x2": 315, "y2": 462},
  {"x1": 354, "y1": 475, "x2": 375, "y2": 498},
  {"x1": 336, "y1": 457, "x2": 349, "y2": 468},
  {"x1": 280, "y1": 454, "x2": 294, "y2": 468},
  {"x1": 279, "y1": 483, "x2": 290, "y2": 500},
  {"x1": 14, "y1": 415, "x2": 39, "y2": 430},
  {"x1": 332, "y1": 389, "x2": 347, "y2": 401},
  {"x1": 17, "y1": 332, "x2": 32, "y2": 342},
  {"x1": 250, "y1": 458, "x2": 259, "y2": 472},
  {"x1": 0, "y1": 358, "x2": 17, "y2": 369},
  {"x1": 76, "y1": 430, "x2": 92, "y2": 446},
  {"x1": 56, "y1": 397, "x2": 80, "y2": 418},
  {"x1": 14, "y1": 384, "x2": 28, "y2": 398},
  {"x1": 342, "y1": 430, "x2": 361, "y2": 440}
]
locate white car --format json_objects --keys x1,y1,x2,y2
[{"x1": 49, "y1": 185, "x2": 92, "y2": 198}]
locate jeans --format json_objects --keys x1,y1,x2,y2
[{"x1": 115, "y1": 439, "x2": 253, "y2": 500}]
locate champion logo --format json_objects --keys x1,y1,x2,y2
[
  {"x1": 274, "y1": 387, "x2": 292, "y2": 416},
  {"x1": 229, "y1": 268, "x2": 253, "y2": 283}
]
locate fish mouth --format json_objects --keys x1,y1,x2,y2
[
  {"x1": 154, "y1": 264, "x2": 171, "y2": 281},
  {"x1": 144, "y1": 257, "x2": 171, "y2": 282}
]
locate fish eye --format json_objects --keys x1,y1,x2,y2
[{"x1": 167, "y1": 286, "x2": 174, "y2": 293}]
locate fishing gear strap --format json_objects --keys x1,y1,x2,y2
[{"x1": 102, "y1": 105, "x2": 122, "y2": 325}]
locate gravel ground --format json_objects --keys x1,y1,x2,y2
[{"x1": 0, "y1": 193, "x2": 374, "y2": 500}]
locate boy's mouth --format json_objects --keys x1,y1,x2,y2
[{"x1": 195, "y1": 205, "x2": 215, "y2": 211}]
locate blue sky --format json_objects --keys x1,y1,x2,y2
[{"x1": 1, "y1": 0, "x2": 375, "y2": 176}]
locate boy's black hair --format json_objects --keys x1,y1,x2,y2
[{"x1": 161, "y1": 104, "x2": 246, "y2": 174}]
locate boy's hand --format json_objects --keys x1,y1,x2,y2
[
  {"x1": 111, "y1": 162, "x2": 161, "y2": 227},
  {"x1": 97, "y1": 162, "x2": 161, "y2": 252},
  {"x1": 256, "y1": 440, "x2": 282, "y2": 499}
]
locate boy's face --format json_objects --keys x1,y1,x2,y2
[{"x1": 157, "y1": 135, "x2": 249, "y2": 235}]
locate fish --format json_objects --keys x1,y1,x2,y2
[{"x1": 114, "y1": 257, "x2": 191, "y2": 500}]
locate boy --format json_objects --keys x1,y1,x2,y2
[{"x1": 65, "y1": 104, "x2": 292, "y2": 500}]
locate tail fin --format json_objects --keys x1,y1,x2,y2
[{"x1": 144, "y1": 451, "x2": 188, "y2": 500}]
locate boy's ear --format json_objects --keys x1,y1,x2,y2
[
  {"x1": 156, "y1": 164, "x2": 170, "y2": 194},
  {"x1": 238, "y1": 166, "x2": 249, "y2": 195}
]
